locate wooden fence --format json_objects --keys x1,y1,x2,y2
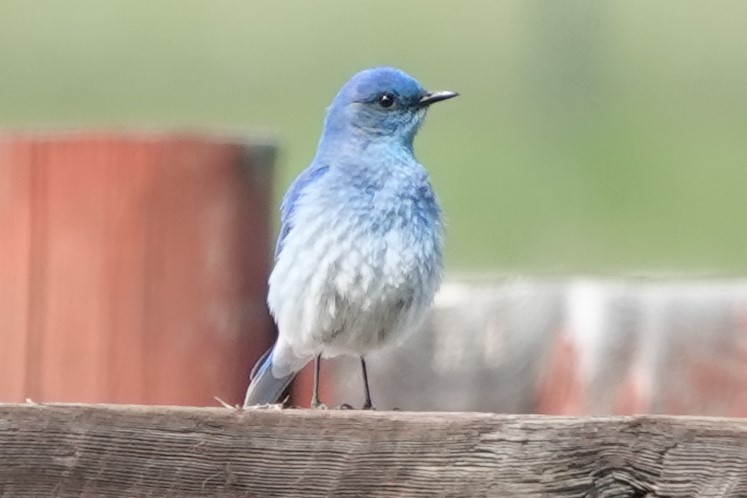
[
  {"x1": 328, "y1": 279, "x2": 747, "y2": 415},
  {"x1": 1, "y1": 403, "x2": 746, "y2": 497},
  {"x1": 3, "y1": 133, "x2": 747, "y2": 415},
  {"x1": 0, "y1": 133, "x2": 276, "y2": 406}
]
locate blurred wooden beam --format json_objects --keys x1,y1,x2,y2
[
  {"x1": 1, "y1": 403, "x2": 746, "y2": 497},
  {"x1": 0, "y1": 133, "x2": 276, "y2": 405},
  {"x1": 338, "y1": 280, "x2": 747, "y2": 415}
]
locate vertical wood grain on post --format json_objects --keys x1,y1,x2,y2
[
  {"x1": 0, "y1": 133, "x2": 275, "y2": 405},
  {"x1": 0, "y1": 140, "x2": 34, "y2": 401}
]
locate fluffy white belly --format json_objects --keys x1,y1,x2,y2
[{"x1": 267, "y1": 215, "x2": 440, "y2": 359}]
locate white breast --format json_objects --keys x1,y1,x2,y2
[{"x1": 267, "y1": 170, "x2": 442, "y2": 361}]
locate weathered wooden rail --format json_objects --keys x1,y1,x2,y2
[{"x1": 1, "y1": 404, "x2": 746, "y2": 497}]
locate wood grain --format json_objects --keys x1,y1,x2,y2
[
  {"x1": 339, "y1": 280, "x2": 747, "y2": 415},
  {"x1": 1, "y1": 403, "x2": 746, "y2": 497},
  {"x1": 0, "y1": 139, "x2": 34, "y2": 400},
  {"x1": 0, "y1": 133, "x2": 276, "y2": 406}
]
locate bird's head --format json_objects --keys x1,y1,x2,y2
[{"x1": 320, "y1": 67, "x2": 458, "y2": 151}]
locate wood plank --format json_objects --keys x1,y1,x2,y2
[
  {"x1": 39, "y1": 138, "x2": 113, "y2": 402},
  {"x1": 0, "y1": 139, "x2": 34, "y2": 400},
  {"x1": 0, "y1": 133, "x2": 275, "y2": 405},
  {"x1": 332, "y1": 280, "x2": 747, "y2": 415},
  {"x1": 1, "y1": 404, "x2": 746, "y2": 497},
  {"x1": 140, "y1": 139, "x2": 274, "y2": 405},
  {"x1": 100, "y1": 138, "x2": 154, "y2": 403}
]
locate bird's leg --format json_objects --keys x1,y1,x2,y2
[
  {"x1": 360, "y1": 356, "x2": 374, "y2": 410},
  {"x1": 310, "y1": 353, "x2": 326, "y2": 409}
]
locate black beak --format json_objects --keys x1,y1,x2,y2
[{"x1": 418, "y1": 90, "x2": 459, "y2": 106}]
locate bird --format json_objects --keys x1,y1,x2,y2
[{"x1": 243, "y1": 67, "x2": 457, "y2": 409}]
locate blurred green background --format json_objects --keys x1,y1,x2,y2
[{"x1": 2, "y1": 1, "x2": 746, "y2": 274}]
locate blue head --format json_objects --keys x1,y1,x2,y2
[{"x1": 318, "y1": 67, "x2": 458, "y2": 153}]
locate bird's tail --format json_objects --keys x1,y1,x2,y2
[{"x1": 243, "y1": 344, "x2": 297, "y2": 407}]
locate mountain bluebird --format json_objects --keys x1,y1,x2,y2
[{"x1": 243, "y1": 67, "x2": 457, "y2": 409}]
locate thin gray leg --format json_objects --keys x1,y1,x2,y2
[
  {"x1": 360, "y1": 356, "x2": 374, "y2": 409},
  {"x1": 311, "y1": 353, "x2": 324, "y2": 409}
]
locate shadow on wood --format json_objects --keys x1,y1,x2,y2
[{"x1": 1, "y1": 403, "x2": 746, "y2": 497}]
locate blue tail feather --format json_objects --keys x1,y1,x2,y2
[{"x1": 243, "y1": 345, "x2": 296, "y2": 407}]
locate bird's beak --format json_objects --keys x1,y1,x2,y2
[{"x1": 418, "y1": 90, "x2": 459, "y2": 106}]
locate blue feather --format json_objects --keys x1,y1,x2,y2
[
  {"x1": 275, "y1": 164, "x2": 330, "y2": 258},
  {"x1": 243, "y1": 67, "x2": 456, "y2": 409},
  {"x1": 243, "y1": 345, "x2": 296, "y2": 406}
]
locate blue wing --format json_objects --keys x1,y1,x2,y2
[{"x1": 275, "y1": 163, "x2": 330, "y2": 258}]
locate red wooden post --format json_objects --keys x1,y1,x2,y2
[{"x1": 0, "y1": 133, "x2": 275, "y2": 406}]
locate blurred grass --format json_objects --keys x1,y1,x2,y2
[{"x1": 1, "y1": 0, "x2": 746, "y2": 273}]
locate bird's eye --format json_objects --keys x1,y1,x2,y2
[{"x1": 378, "y1": 93, "x2": 395, "y2": 108}]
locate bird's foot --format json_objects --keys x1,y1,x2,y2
[
  {"x1": 310, "y1": 401, "x2": 328, "y2": 410},
  {"x1": 333, "y1": 403, "x2": 354, "y2": 410},
  {"x1": 361, "y1": 402, "x2": 376, "y2": 411}
]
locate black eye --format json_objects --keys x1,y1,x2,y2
[{"x1": 378, "y1": 93, "x2": 395, "y2": 108}]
